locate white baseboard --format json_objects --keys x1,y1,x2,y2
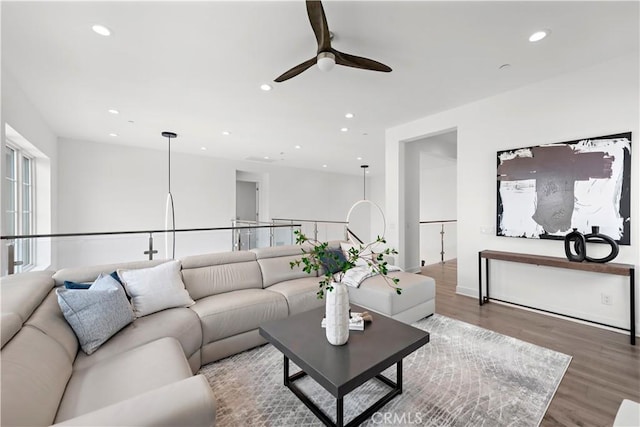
[
  {"x1": 456, "y1": 286, "x2": 477, "y2": 298},
  {"x1": 405, "y1": 265, "x2": 421, "y2": 273},
  {"x1": 454, "y1": 286, "x2": 640, "y2": 339}
]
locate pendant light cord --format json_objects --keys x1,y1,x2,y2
[
  {"x1": 163, "y1": 132, "x2": 177, "y2": 259},
  {"x1": 361, "y1": 164, "x2": 369, "y2": 200},
  {"x1": 169, "y1": 136, "x2": 175, "y2": 258}
]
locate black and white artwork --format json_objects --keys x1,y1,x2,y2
[{"x1": 497, "y1": 132, "x2": 631, "y2": 245}]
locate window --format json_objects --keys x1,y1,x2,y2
[{"x1": 4, "y1": 143, "x2": 35, "y2": 272}]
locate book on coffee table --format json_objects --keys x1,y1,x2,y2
[{"x1": 321, "y1": 312, "x2": 365, "y2": 331}]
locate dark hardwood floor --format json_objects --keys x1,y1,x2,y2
[{"x1": 421, "y1": 259, "x2": 640, "y2": 427}]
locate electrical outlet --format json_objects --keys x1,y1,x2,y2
[{"x1": 601, "y1": 293, "x2": 613, "y2": 305}]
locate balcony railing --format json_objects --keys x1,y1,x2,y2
[
  {"x1": 1, "y1": 223, "x2": 300, "y2": 275},
  {"x1": 420, "y1": 219, "x2": 457, "y2": 265},
  {"x1": 230, "y1": 220, "x2": 295, "y2": 251},
  {"x1": 271, "y1": 218, "x2": 348, "y2": 243}
]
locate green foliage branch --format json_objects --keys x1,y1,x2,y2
[{"x1": 290, "y1": 230, "x2": 402, "y2": 299}]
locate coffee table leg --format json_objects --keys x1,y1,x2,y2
[
  {"x1": 284, "y1": 356, "x2": 403, "y2": 427},
  {"x1": 336, "y1": 397, "x2": 344, "y2": 427},
  {"x1": 283, "y1": 355, "x2": 289, "y2": 386}
]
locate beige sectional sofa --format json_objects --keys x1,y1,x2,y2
[{"x1": 1, "y1": 243, "x2": 435, "y2": 426}]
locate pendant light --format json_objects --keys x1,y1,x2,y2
[
  {"x1": 162, "y1": 131, "x2": 177, "y2": 259},
  {"x1": 346, "y1": 164, "x2": 386, "y2": 243},
  {"x1": 361, "y1": 164, "x2": 369, "y2": 199}
]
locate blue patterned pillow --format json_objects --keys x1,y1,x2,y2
[
  {"x1": 319, "y1": 248, "x2": 347, "y2": 274},
  {"x1": 64, "y1": 281, "x2": 91, "y2": 289},
  {"x1": 57, "y1": 273, "x2": 134, "y2": 354},
  {"x1": 64, "y1": 271, "x2": 123, "y2": 289}
]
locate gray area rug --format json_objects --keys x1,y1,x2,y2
[{"x1": 199, "y1": 314, "x2": 571, "y2": 426}]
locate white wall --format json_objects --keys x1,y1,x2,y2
[
  {"x1": 386, "y1": 53, "x2": 640, "y2": 333},
  {"x1": 403, "y1": 141, "x2": 421, "y2": 272},
  {"x1": 368, "y1": 159, "x2": 458, "y2": 267},
  {"x1": 1, "y1": 69, "x2": 58, "y2": 274},
  {"x1": 56, "y1": 138, "x2": 364, "y2": 268},
  {"x1": 420, "y1": 164, "x2": 457, "y2": 265}
]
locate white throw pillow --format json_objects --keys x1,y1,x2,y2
[{"x1": 118, "y1": 260, "x2": 194, "y2": 317}]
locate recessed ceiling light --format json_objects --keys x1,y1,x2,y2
[
  {"x1": 264, "y1": 156, "x2": 270, "y2": 160},
  {"x1": 345, "y1": 113, "x2": 354, "y2": 119},
  {"x1": 201, "y1": 147, "x2": 207, "y2": 151},
  {"x1": 529, "y1": 30, "x2": 549, "y2": 42},
  {"x1": 356, "y1": 156, "x2": 363, "y2": 160},
  {"x1": 92, "y1": 25, "x2": 111, "y2": 36},
  {"x1": 108, "y1": 109, "x2": 119, "y2": 115},
  {"x1": 109, "y1": 133, "x2": 118, "y2": 137},
  {"x1": 322, "y1": 164, "x2": 328, "y2": 168},
  {"x1": 222, "y1": 131, "x2": 231, "y2": 136},
  {"x1": 260, "y1": 84, "x2": 272, "y2": 91},
  {"x1": 295, "y1": 145, "x2": 301, "y2": 149},
  {"x1": 340, "y1": 127, "x2": 348, "y2": 132}
]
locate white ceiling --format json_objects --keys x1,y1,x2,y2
[{"x1": 2, "y1": 1, "x2": 638, "y2": 176}]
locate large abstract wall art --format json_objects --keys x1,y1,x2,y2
[{"x1": 497, "y1": 132, "x2": 631, "y2": 245}]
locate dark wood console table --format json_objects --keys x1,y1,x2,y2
[{"x1": 478, "y1": 250, "x2": 636, "y2": 345}]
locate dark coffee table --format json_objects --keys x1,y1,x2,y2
[{"x1": 259, "y1": 305, "x2": 430, "y2": 427}]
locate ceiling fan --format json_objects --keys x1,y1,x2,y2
[{"x1": 274, "y1": 0, "x2": 392, "y2": 82}]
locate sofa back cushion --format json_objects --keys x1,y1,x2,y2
[
  {"x1": 52, "y1": 259, "x2": 167, "y2": 286},
  {"x1": 180, "y1": 251, "x2": 262, "y2": 300},
  {"x1": 0, "y1": 270, "x2": 55, "y2": 348},
  {"x1": 25, "y1": 291, "x2": 79, "y2": 361},
  {"x1": 1, "y1": 313, "x2": 22, "y2": 349},
  {"x1": 0, "y1": 271, "x2": 55, "y2": 320},
  {"x1": 251, "y1": 244, "x2": 316, "y2": 288},
  {"x1": 1, "y1": 326, "x2": 73, "y2": 426}
]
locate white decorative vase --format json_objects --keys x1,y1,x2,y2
[{"x1": 325, "y1": 282, "x2": 349, "y2": 345}]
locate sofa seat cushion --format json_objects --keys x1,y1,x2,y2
[
  {"x1": 1, "y1": 326, "x2": 73, "y2": 427},
  {"x1": 267, "y1": 277, "x2": 325, "y2": 315},
  {"x1": 55, "y1": 337, "x2": 192, "y2": 423},
  {"x1": 347, "y1": 272, "x2": 435, "y2": 316},
  {"x1": 191, "y1": 289, "x2": 288, "y2": 344},
  {"x1": 51, "y1": 376, "x2": 216, "y2": 427},
  {"x1": 72, "y1": 307, "x2": 202, "y2": 371}
]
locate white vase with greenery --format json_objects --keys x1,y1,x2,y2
[
  {"x1": 290, "y1": 230, "x2": 401, "y2": 346},
  {"x1": 324, "y1": 282, "x2": 350, "y2": 345}
]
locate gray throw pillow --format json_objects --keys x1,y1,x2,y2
[{"x1": 57, "y1": 273, "x2": 134, "y2": 355}]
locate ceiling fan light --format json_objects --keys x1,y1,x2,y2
[{"x1": 317, "y1": 52, "x2": 336, "y2": 72}]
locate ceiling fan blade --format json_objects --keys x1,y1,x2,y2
[
  {"x1": 332, "y1": 49, "x2": 392, "y2": 73},
  {"x1": 306, "y1": 1, "x2": 331, "y2": 52},
  {"x1": 274, "y1": 57, "x2": 317, "y2": 82}
]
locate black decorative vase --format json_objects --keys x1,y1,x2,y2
[
  {"x1": 584, "y1": 226, "x2": 619, "y2": 263},
  {"x1": 564, "y1": 228, "x2": 586, "y2": 262}
]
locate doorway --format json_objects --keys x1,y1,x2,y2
[
  {"x1": 236, "y1": 180, "x2": 258, "y2": 223},
  {"x1": 403, "y1": 130, "x2": 458, "y2": 270},
  {"x1": 235, "y1": 179, "x2": 259, "y2": 251}
]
